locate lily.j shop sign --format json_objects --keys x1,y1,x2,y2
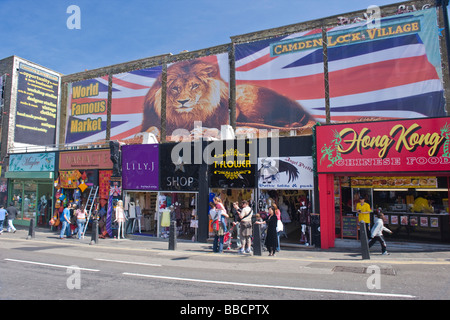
[{"x1": 316, "y1": 117, "x2": 450, "y2": 173}]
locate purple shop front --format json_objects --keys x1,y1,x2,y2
[{"x1": 122, "y1": 144, "x2": 159, "y2": 190}]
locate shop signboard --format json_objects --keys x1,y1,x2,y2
[
  {"x1": 159, "y1": 142, "x2": 199, "y2": 191},
  {"x1": 9, "y1": 152, "x2": 55, "y2": 172},
  {"x1": 59, "y1": 149, "x2": 113, "y2": 170},
  {"x1": 122, "y1": 144, "x2": 159, "y2": 190},
  {"x1": 316, "y1": 117, "x2": 450, "y2": 173},
  {"x1": 258, "y1": 156, "x2": 313, "y2": 189},
  {"x1": 209, "y1": 139, "x2": 256, "y2": 188}
]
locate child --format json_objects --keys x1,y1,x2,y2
[{"x1": 369, "y1": 211, "x2": 393, "y2": 255}]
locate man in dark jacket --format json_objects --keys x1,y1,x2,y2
[{"x1": 6, "y1": 202, "x2": 17, "y2": 233}]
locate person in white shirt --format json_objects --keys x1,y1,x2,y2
[{"x1": 369, "y1": 211, "x2": 393, "y2": 255}]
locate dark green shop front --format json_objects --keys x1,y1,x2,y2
[{"x1": 5, "y1": 153, "x2": 56, "y2": 227}]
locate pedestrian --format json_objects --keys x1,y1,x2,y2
[
  {"x1": 212, "y1": 197, "x2": 229, "y2": 253},
  {"x1": 273, "y1": 203, "x2": 282, "y2": 252},
  {"x1": 70, "y1": 203, "x2": 77, "y2": 237},
  {"x1": 232, "y1": 202, "x2": 242, "y2": 250},
  {"x1": 356, "y1": 196, "x2": 372, "y2": 239},
  {"x1": 59, "y1": 203, "x2": 71, "y2": 239},
  {"x1": 256, "y1": 206, "x2": 278, "y2": 256},
  {"x1": 76, "y1": 204, "x2": 87, "y2": 239},
  {"x1": 6, "y1": 202, "x2": 17, "y2": 233},
  {"x1": 369, "y1": 211, "x2": 393, "y2": 255},
  {"x1": 0, "y1": 205, "x2": 6, "y2": 234},
  {"x1": 238, "y1": 200, "x2": 253, "y2": 254}
]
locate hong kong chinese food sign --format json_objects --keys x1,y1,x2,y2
[{"x1": 315, "y1": 117, "x2": 450, "y2": 173}]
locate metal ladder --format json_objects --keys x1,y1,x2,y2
[{"x1": 82, "y1": 186, "x2": 98, "y2": 238}]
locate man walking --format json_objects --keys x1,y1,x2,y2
[
  {"x1": 369, "y1": 211, "x2": 393, "y2": 255},
  {"x1": 60, "y1": 204, "x2": 71, "y2": 239},
  {"x1": 6, "y1": 202, "x2": 17, "y2": 233},
  {"x1": 0, "y1": 205, "x2": 6, "y2": 234}
]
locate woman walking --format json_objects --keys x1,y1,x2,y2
[{"x1": 76, "y1": 204, "x2": 87, "y2": 239}]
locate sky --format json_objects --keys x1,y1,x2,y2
[{"x1": 0, "y1": 0, "x2": 440, "y2": 75}]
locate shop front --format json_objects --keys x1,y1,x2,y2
[
  {"x1": 159, "y1": 142, "x2": 199, "y2": 240},
  {"x1": 257, "y1": 155, "x2": 315, "y2": 245},
  {"x1": 57, "y1": 149, "x2": 114, "y2": 230},
  {"x1": 6, "y1": 152, "x2": 56, "y2": 227},
  {"x1": 315, "y1": 117, "x2": 450, "y2": 249},
  {"x1": 208, "y1": 139, "x2": 256, "y2": 238},
  {"x1": 122, "y1": 144, "x2": 159, "y2": 237}
]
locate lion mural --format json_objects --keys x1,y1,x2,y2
[{"x1": 141, "y1": 58, "x2": 313, "y2": 139}]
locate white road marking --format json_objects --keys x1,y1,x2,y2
[
  {"x1": 123, "y1": 272, "x2": 416, "y2": 299},
  {"x1": 4, "y1": 258, "x2": 100, "y2": 272},
  {"x1": 95, "y1": 258, "x2": 162, "y2": 267}
]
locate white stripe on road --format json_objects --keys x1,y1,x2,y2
[
  {"x1": 123, "y1": 272, "x2": 416, "y2": 299},
  {"x1": 95, "y1": 258, "x2": 162, "y2": 267},
  {"x1": 4, "y1": 258, "x2": 100, "y2": 272}
]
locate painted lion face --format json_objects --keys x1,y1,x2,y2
[{"x1": 166, "y1": 60, "x2": 223, "y2": 118}]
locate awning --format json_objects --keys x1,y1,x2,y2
[{"x1": 5, "y1": 171, "x2": 54, "y2": 179}]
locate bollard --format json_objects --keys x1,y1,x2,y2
[
  {"x1": 360, "y1": 221, "x2": 371, "y2": 260},
  {"x1": 169, "y1": 220, "x2": 177, "y2": 250},
  {"x1": 90, "y1": 219, "x2": 99, "y2": 245},
  {"x1": 27, "y1": 218, "x2": 35, "y2": 240},
  {"x1": 252, "y1": 223, "x2": 262, "y2": 256}
]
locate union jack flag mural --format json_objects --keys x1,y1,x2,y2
[{"x1": 235, "y1": 7, "x2": 445, "y2": 124}]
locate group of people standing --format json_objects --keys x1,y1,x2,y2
[
  {"x1": 59, "y1": 203, "x2": 88, "y2": 240},
  {"x1": 209, "y1": 197, "x2": 282, "y2": 256}
]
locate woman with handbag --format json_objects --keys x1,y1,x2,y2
[
  {"x1": 76, "y1": 204, "x2": 87, "y2": 239},
  {"x1": 212, "y1": 197, "x2": 229, "y2": 253},
  {"x1": 238, "y1": 200, "x2": 253, "y2": 254},
  {"x1": 273, "y1": 204, "x2": 283, "y2": 252},
  {"x1": 256, "y1": 206, "x2": 278, "y2": 256}
]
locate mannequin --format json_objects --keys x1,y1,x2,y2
[
  {"x1": 134, "y1": 199, "x2": 142, "y2": 233},
  {"x1": 114, "y1": 200, "x2": 127, "y2": 239}
]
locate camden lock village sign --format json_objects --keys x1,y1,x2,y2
[{"x1": 315, "y1": 117, "x2": 450, "y2": 173}]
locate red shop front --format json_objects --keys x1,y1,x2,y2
[{"x1": 315, "y1": 117, "x2": 450, "y2": 249}]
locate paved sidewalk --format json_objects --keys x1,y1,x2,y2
[{"x1": 3, "y1": 226, "x2": 450, "y2": 264}]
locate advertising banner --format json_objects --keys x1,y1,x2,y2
[
  {"x1": 110, "y1": 66, "x2": 162, "y2": 141},
  {"x1": 235, "y1": 7, "x2": 444, "y2": 127},
  {"x1": 258, "y1": 156, "x2": 313, "y2": 189},
  {"x1": 161, "y1": 54, "x2": 229, "y2": 141},
  {"x1": 15, "y1": 63, "x2": 59, "y2": 145},
  {"x1": 159, "y1": 143, "x2": 199, "y2": 191},
  {"x1": 235, "y1": 29, "x2": 322, "y2": 132},
  {"x1": 316, "y1": 117, "x2": 450, "y2": 173},
  {"x1": 326, "y1": 7, "x2": 444, "y2": 120},
  {"x1": 65, "y1": 77, "x2": 108, "y2": 144},
  {"x1": 121, "y1": 144, "x2": 159, "y2": 190}
]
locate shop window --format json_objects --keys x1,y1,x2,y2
[
  {"x1": 12, "y1": 181, "x2": 23, "y2": 220},
  {"x1": 23, "y1": 182, "x2": 37, "y2": 220}
]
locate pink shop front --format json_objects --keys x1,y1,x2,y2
[{"x1": 315, "y1": 117, "x2": 450, "y2": 249}]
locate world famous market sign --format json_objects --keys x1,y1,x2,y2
[{"x1": 315, "y1": 117, "x2": 450, "y2": 173}]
